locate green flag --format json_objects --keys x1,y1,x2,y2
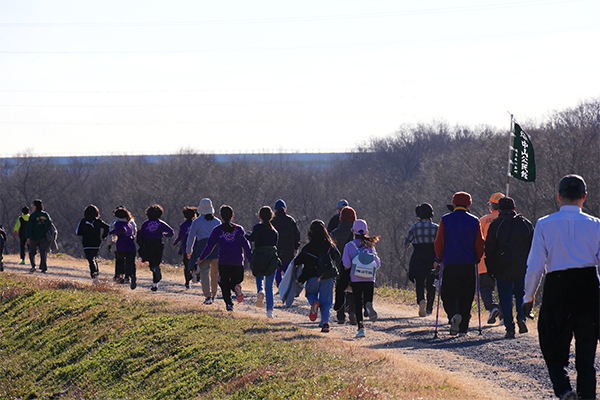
[{"x1": 511, "y1": 123, "x2": 536, "y2": 182}]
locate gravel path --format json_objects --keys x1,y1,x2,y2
[{"x1": 4, "y1": 254, "x2": 598, "y2": 400}]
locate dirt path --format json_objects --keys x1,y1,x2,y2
[{"x1": 3, "y1": 254, "x2": 595, "y2": 399}]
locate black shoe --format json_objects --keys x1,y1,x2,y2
[
  {"x1": 518, "y1": 320, "x2": 528, "y2": 334},
  {"x1": 130, "y1": 276, "x2": 137, "y2": 290},
  {"x1": 150, "y1": 286, "x2": 157, "y2": 292},
  {"x1": 29, "y1": 267, "x2": 36, "y2": 273},
  {"x1": 349, "y1": 313, "x2": 357, "y2": 325},
  {"x1": 321, "y1": 322, "x2": 330, "y2": 333},
  {"x1": 40, "y1": 269, "x2": 47, "y2": 274},
  {"x1": 337, "y1": 318, "x2": 345, "y2": 325},
  {"x1": 505, "y1": 330, "x2": 515, "y2": 339}
]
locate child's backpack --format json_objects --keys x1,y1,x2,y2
[
  {"x1": 350, "y1": 242, "x2": 377, "y2": 279},
  {"x1": 305, "y1": 246, "x2": 338, "y2": 280}
]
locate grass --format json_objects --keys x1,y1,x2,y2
[{"x1": 0, "y1": 272, "x2": 475, "y2": 400}]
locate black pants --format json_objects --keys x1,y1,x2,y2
[
  {"x1": 441, "y1": 263, "x2": 476, "y2": 333},
  {"x1": 538, "y1": 267, "x2": 599, "y2": 399},
  {"x1": 144, "y1": 239, "x2": 164, "y2": 284},
  {"x1": 29, "y1": 238, "x2": 48, "y2": 271},
  {"x1": 415, "y1": 273, "x2": 436, "y2": 313},
  {"x1": 84, "y1": 249, "x2": 99, "y2": 278},
  {"x1": 334, "y1": 268, "x2": 351, "y2": 310},
  {"x1": 116, "y1": 250, "x2": 136, "y2": 279},
  {"x1": 351, "y1": 281, "x2": 374, "y2": 328},
  {"x1": 182, "y1": 253, "x2": 192, "y2": 284},
  {"x1": 19, "y1": 236, "x2": 28, "y2": 260},
  {"x1": 218, "y1": 264, "x2": 244, "y2": 306}
]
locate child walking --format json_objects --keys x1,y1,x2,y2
[
  {"x1": 137, "y1": 204, "x2": 174, "y2": 292},
  {"x1": 246, "y1": 206, "x2": 281, "y2": 318},
  {"x1": 13, "y1": 207, "x2": 30, "y2": 265},
  {"x1": 198, "y1": 205, "x2": 251, "y2": 311},
  {"x1": 108, "y1": 206, "x2": 138, "y2": 290},
  {"x1": 294, "y1": 220, "x2": 341, "y2": 333},
  {"x1": 342, "y1": 219, "x2": 381, "y2": 338},
  {"x1": 173, "y1": 206, "x2": 198, "y2": 289},
  {"x1": 75, "y1": 205, "x2": 110, "y2": 281}
]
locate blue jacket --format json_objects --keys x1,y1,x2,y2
[{"x1": 435, "y1": 208, "x2": 484, "y2": 266}]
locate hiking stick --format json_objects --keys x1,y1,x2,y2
[
  {"x1": 433, "y1": 263, "x2": 443, "y2": 339},
  {"x1": 475, "y1": 264, "x2": 482, "y2": 335}
]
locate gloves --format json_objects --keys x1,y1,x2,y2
[{"x1": 522, "y1": 301, "x2": 534, "y2": 319}]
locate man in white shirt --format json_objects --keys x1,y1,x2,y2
[{"x1": 523, "y1": 174, "x2": 600, "y2": 400}]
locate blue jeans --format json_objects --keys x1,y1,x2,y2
[
  {"x1": 255, "y1": 272, "x2": 276, "y2": 311},
  {"x1": 275, "y1": 260, "x2": 291, "y2": 287},
  {"x1": 496, "y1": 279, "x2": 525, "y2": 332},
  {"x1": 305, "y1": 276, "x2": 334, "y2": 324}
]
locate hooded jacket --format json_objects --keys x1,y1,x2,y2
[{"x1": 76, "y1": 217, "x2": 110, "y2": 249}]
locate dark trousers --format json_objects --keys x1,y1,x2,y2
[
  {"x1": 335, "y1": 268, "x2": 356, "y2": 320},
  {"x1": 218, "y1": 264, "x2": 244, "y2": 306},
  {"x1": 538, "y1": 267, "x2": 599, "y2": 399},
  {"x1": 116, "y1": 250, "x2": 136, "y2": 279},
  {"x1": 19, "y1": 236, "x2": 28, "y2": 260},
  {"x1": 479, "y1": 272, "x2": 499, "y2": 311},
  {"x1": 84, "y1": 249, "x2": 99, "y2": 278},
  {"x1": 144, "y1": 240, "x2": 164, "y2": 283},
  {"x1": 415, "y1": 274, "x2": 436, "y2": 313},
  {"x1": 496, "y1": 279, "x2": 525, "y2": 333},
  {"x1": 182, "y1": 253, "x2": 192, "y2": 284},
  {"x1": 29, "y1": 238, "x2": 48, "y2": 271},
  {"x1": 441, "y1": 263, "x2": 476, "y2": 333},
  {"x1": 351, "y1": 281, "x2": 374, "y2": 327}
]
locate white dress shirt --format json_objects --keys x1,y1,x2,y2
[{"x1": 524, "y1": 205, "x2": 600, "y2": 302}]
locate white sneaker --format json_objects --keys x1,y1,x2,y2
[
  {"x1": 418, "y1": 299, "x2": 427, "y2": 317},
  {"x1": 450, "y1": 314, "x2": 462, "y2": 336},
  {"x1": 266, "y1": 309, "x2": 273, "y2": 318},
  {"x1": 256, "y1": 291, "x2": 265, "y2": 308}
]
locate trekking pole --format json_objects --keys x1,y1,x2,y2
[
  {"x1": 433, "y1": 263, "x2": 443, "y2": 339},
  {"x1": 475, "y1": 264, "x2": 482, "y2": 335}
]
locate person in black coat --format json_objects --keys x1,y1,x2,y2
[
  {"x1": 76, "y1": 204, "x2": 110, "y2": 280},
  {"x1": 485, "y1": 197, "x2": 534, "y2": 338}
]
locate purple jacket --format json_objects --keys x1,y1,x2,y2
[
  {"x1": 199, "y1": 223, "x2": 251, "y2": 266},
  {"x1": 108, "y1": 219, "x2": 136, "y2": 252},
  {"x1": 342, "y1": 238, "x2": 381, "y2": 283},
  {"x1": 138, "y1": 219, "x2": 174, "y2": 242},
  {"x1": 173, "y1": 220, "x2": 193, "y2": 254}
]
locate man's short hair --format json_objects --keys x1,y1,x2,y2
[{"x1": 559, "y1": 174, "x2": 586, "y2": 200}]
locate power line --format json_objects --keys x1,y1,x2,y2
[{"x1": 0, "y1": 0, "x2": 588, "y2": 28}]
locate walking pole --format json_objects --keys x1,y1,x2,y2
[
  {"x1": 433, "y1": 263, "x2": 443, "y2": 339},
  {"x1": 476, "y1": 263, "x2": 482, "y2": 335}
]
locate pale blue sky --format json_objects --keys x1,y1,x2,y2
[{"x1": 1, "y1": 0, "x2": 598, "y2": 156}]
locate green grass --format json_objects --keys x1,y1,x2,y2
[{"x1": 0, "y1": 273, "x2": 472, "y2": 399}]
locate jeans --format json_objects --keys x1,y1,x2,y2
[
  {"x1": 305, "y1": 276, "x2": 334, "y2": 324},
  {"x1": 255, "y1": 272, "x2": 276, "y2": 311},
  {"x1": 275, "y1": 260, "x2": 291, "y2": 287},
  {"x1": 496, "y1": 279, "x2": 525, "y2": 332}
]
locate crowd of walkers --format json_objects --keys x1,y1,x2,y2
[{"x1": 1, "y1": 173, "x2": 598, "y2": 399}]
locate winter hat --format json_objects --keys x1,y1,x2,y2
[
  {"x1": 198, "y1": 198, "x2": 214, "y2": 215},
  {"x1": 498, "y1": 197, "x2": 515, "y2": 211},
  {"x1": 415, "y1": 203, "x2": 433, "y2": 219},
  {"x1": 274, "y1": 199, "x2": 286, "y2": 210},
  {"x1": 340, "y1": 206, "x2": 357, "y2": 222},
  {"x1": 337, "y1": 199, "x2": 349, "y2": 210},
  {"x1": 452, "y1": 192, "x2": 472, "y2": 209},
  {"x1": 488, "y1": 192, "x2": 505, "y2": 205},
  {"x1": 352, "y1": 219, "x2": 368, "y2": 235}
]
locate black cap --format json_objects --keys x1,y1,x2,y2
[
  {"x1": 498, "y1": 197, "x2": 515, "y2": 211},
  {"x1": 415, "y1": 203, "x2": 433, "y2": 219},
  {"x1": 558, "y1": 174, "x2": 586, "y2": 198}
]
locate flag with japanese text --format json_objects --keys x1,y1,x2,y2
[{"x1": 510, "y1": 123, "x2": 536, "y2": 182}]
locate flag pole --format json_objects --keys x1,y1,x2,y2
[{"x1": 506, "y1": 112, "x2": 514, "y2": 196}]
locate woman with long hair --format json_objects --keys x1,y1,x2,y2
[{"x1": 294, "y1": 220, "x2": 341, "y2": 333}]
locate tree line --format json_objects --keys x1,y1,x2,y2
[{"x1": 1, "y1": 98, "x2": 598, "y2": 288}]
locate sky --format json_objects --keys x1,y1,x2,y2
[{"x1": 0, "y1": 0, "x2": 599, "y2": 157}]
